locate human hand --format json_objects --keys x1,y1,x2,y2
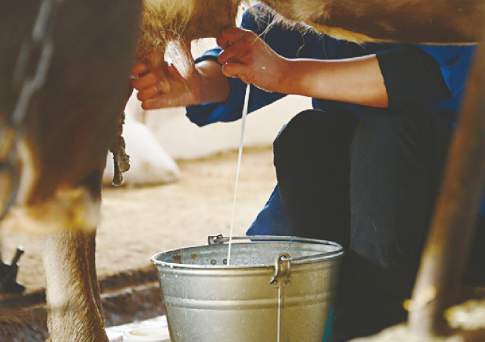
[
  {"x1": 217, "y1": 28, "x2": 290, "y2": 93},
  {"x1": 130, "y1": 50, "x2": 203, "y2": 110}
]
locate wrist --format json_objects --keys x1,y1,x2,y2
[
  {"x1": 274, "y1": 58, "x2": 300, "y2": 95},
  {"x1": 191, "y1": 65, "x2": 206, "y2": 104},
  {"x1": 278, "y1": 59, "x2": 327, "y2": 98},
  {"x1": 194, "y1": 60, "x2": 230, "y2": 104}
]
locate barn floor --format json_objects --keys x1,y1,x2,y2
[{"x1": 2, "y1": 147, "x2": 276, "y2": 295}]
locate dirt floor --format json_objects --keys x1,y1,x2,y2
[{"x1": 2, "y1": 147, "x2": 276, "y2": 293}]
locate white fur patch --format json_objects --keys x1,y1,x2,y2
[
  {"x1": 42, "y1": 235, "x2": 73, "y2": 309},
  {"x1": 2, "y1": 188, "x2": 101, "y2": 234},
  {"x1": 1, "y1": 136, "x2": 102, "y2": 234}
]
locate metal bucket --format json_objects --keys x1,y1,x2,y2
[{"x1": 152, "y1": 235, "x2": 343, "y2": 342}]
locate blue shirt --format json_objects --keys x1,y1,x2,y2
[{"x1": 186, "y1": 8, "x2": 484, "y2": 234}]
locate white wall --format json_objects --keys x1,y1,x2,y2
[{"x1": 144, "y1": 95, "x2": 310, "y2": 160}]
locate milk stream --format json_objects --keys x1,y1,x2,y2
[
  {"x1": 225, "y1": 85, "x2": 285, "y2": 342},
  {"x1": 226, "y1": 84, "x2": 251, "y2": 266},
  {"x1": 277, "y1": 284, "x2": 283, "y2": 342}
]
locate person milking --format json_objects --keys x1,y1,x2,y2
[{"x1": 131, "y1": 5, "x2": 485, "y2": 341}]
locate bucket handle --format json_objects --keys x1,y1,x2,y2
[
  {"x1": 207, "y1": 234, "x2": 344, "y2": 263},
  {"x1": 207, "y1": 234, "x2": 255, "y2": 245},
  {"x1": 270, "y1": 253, "x2": 291, "y2": 286},
  {"x1": 208, "y1": 234, "x2": 308, "y2": 246}
]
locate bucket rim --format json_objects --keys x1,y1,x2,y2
[{"x1": 151, "y1": 235, "x2": 344, "y2": 270}]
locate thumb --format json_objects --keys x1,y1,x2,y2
[{"x1": 221, "y1": 62, "x2": 250, "y2": 82}]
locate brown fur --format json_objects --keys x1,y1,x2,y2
[
  {"x1": 258, "y1": 0, "x2": 485, "y2": 43},
  {"x1": 137, "y1": 0, "x2": 484, "y2": 74},
  {"x1": 0, "y1": 1, "x2": 141, "y2": 341},
  {"x1": 137, "y1": 0, "x2": 239, "y2": 65},
  {"x1": 1, "y1": 0, "x2": 484, "y2": 341}
]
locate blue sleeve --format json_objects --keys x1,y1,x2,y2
[
  {"x1": 418, "y1": 46, "x2": 476, "y2": 115},
  {"x1": 376, "y1": 45, "x2": 475, "y2": 112},
  {"x1": 418, "y1": 46, "x2": 475, "y2": 98},
  {"x1": 376, "y1": 46, "x2": 451, "y2": 111},
  {"x1": 418, "y1": 46, "x2": 485, "y2": 216},
  {"x1": 186, "y1": 6, "x2": 318, "y2": 126}
]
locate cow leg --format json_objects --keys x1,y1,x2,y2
[
  {"x1": 86, "y1": 228, "x2": 104, "y2": 323},
  {"x1": 42, "y1": 171, "x2": 106, "y2": 342},
  {"x1": 43, "y1": 228, "x2": 107, "y2": 342}
]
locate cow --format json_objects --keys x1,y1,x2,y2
[
  {"x1": 138, "y1": 0, "x2": 484, "y2": 69},
  {"x1": 1, "y1": 0, "x2": 484, "y2": 341},
  {"x1": 0, "y1": 1, "x2": 142, "y2": 341},
  {"x1": 259, "y1": 0, "x2": 485, "y2": 43}
]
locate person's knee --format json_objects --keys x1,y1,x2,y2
[
  {"x1": 274, "y1": 110, "x2": 321, "y2": 151},
  {"x1": 351, "y1": 111, "x2": 452, "y2": 271},
  {"x1": 273, "y1": 109, "x2": 351, "y2": 166},
  {"x1": 354, "y1": 111, "x2": 440, "y2": 152}
]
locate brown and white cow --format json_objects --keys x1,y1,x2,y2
[
  {"x1": 1, "y1": 1, "x2": 141, "y2": 341},
  {"x1": 1, "y1": 0, "x2": 484, "y2": 341}
]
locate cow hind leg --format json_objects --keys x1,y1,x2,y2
[
  {"x1": 43, "y1": 229, "x2": 107, "y2": 342},
  {"x1": 42, "y1": 171, "x2": 107, "y2": 342},
  {"x1": 86, "y1": 229, "x2": 103, "y2": 324}
]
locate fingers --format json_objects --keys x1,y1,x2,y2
[
  {"x1": 135, "y1": 63, "x2": 188, "y2": 102},
  {"x1": 131, "y1": 63, "x2": 147, "y2": 78},
  {"x1": 131, "y1": 54, "x2": 195, "y2": 109},
  {"x1": 221, "y1": 62, "x2": 249, "y2": 81},
  {"x1": 217, "y1": 27, "x2": 255, "y2": 48},
  {"x1": 218, "y1": 41, "x2": 251, "y2": 64},
  {"x1": 142, "y1": 95, "x2": 181, "y2": 110},
  {"x1": 131, "y1": 72, "x2": 158, "y2": 90},
  {"x1": 137, "y1": 85, "x2": 161, "y2": 101},
  {"x1": 131, "y1": 66, "x2": 171, "y2": 93},
  {"x1": 135, "y1": 74, "x2": 174, "y2": 102}
]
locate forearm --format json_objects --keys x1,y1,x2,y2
[
  {"x1": 195, "y1": 60, "x2": 230, "y2": 104},
  {"x1": 282, "y1": 55, "x2": 389, "y2": 108}
]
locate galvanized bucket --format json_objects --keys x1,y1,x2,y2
[{"x1": 152, "y1": 235, "x2": 343, "y2": 342}]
